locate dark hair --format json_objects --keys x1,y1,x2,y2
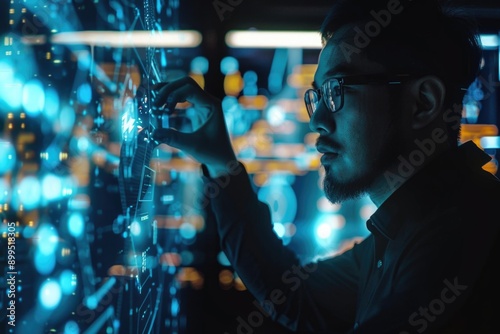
[{"x1": 320, "y1": 0, "x2": 483, "y2": 143}]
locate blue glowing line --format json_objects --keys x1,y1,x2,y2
[
  {"x1": 480, "y1": 136, "x2": 500, "y2": 149},
  {"x1": 138, "y1": 289, "x2": 153, "y2": 334},
  {"x1": 480, "y1": 34, "x2": 499, "y2": 49},
  {"x1": 82, "y1": 306, "x2": 115, "y2": 334},
  {"x1": 268, "y1": 48, "x2": 288, "y2": 94},
  {"x1": 84, "y1": 277, "x2": 117, "y2": 310}
]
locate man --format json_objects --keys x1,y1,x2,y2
[{"x1": 152, "y1": 0, "x2": 500, "y2": 332}]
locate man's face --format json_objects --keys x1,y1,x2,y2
[{"x1": 310, "y1": 26, "x2": 408, "y2": 204}]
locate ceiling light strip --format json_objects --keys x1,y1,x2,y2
[
  {"x1": 51, "y1": 30, "x2": 202, "y2": 48},
  {"x1": 226, "y1": 30, "x2": 499, "y2": 49}
]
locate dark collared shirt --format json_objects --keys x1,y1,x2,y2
[{"x1": 203, "y1": 141, "x2": 500, "y2": 333}]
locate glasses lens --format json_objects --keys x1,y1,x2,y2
[
  {"x1": 304, "y1": 89, "x2": 320, "y2": 116},
  {"x1": 323, "y1": 79, "x2": 341, "y2": 112}
]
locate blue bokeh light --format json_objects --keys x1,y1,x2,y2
[
  {"x1": 60, "y1": 270, "x2": 77, "y2": 295},
  {"x1": 190, "y1": 56, "x2": 209, "y2": 74},
  {"x1": 221, "y1": 96, "x2": 239, "y2": 113},
  {"x1": 42, "y1": 174, "x2": 62, "y2": 201},
  {"x1": 43, "y1": 87, "x2": 60, "y2": 121},
  {"x1": 179, "y1": 222, "x2": 196, "y2": 240},
  {"x1": 243, "y1": 70, "x2": 257, "y2": 84},
  {"x1": 59, "y1": 105, "x2": 76, "y2": 133},
  {"x1": 77, "y1": 51, "x2": 92, "y2": 71},
  {"x1": 266, "y1": 104, "x2": 286, "y2": 127},
  {"x1": 68, "y1": 213, "x2": 85, "y2": 239},
  {"x1": 180, "y1": 250, "x2": 194, "y2": 266},
  {"x1": 23, "y1": 79, "x2": 45, "y2": 115},
  {"x1": 64, "y1": 320, "x2": 80, "y2": 334},
  {"x1": 0, "y1": 141, "x2": 16, "y2": 175},
  {"x1": 76, "y1": 83, "x2": 92, "y2": 104},
  {"x1": 22, "y1": 225, "x2": 36, "y2": 239},
  {"x1": 39, "y1": 280, "x2": 62, "y2": 310},
  {"x1": 316, "y1": 222, "x2": 332, "y2": 240},
  {"x1": 37, "y1": 224, "x2": 59, "y2": 255},
  {"x1": 0, "y1": 61, "x2": 24, "y2": 110},
  {"x1": 171, "y1": 298, "x2": 179, "y2": 316},
  {"x1": 34, "y1": 250, "x2": 56, "y2": 275},
  {"x1": 257, "y1": 178, "x2": 297, "y2": 225},
  {"x1": 243, "y1": 70, "x2": 258, "y2": 95},
  {"x1": 130, "y1": 221, "x2": 141, "y2": 236},
  {"x1": 273, "y1": 222, "x2": 286, "y2": 238},
  {"x1": 16, "y1": 176, "x2": 41, "y2": 210},
  {"x1": 220, "y1": 56, "x2": 239, "y2": 75},
  {"x1": 77, "y1": 136, "x2": 90, "y2": 153}
]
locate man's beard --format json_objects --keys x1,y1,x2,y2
[{"x1": 322, "y1": 123, "x2": 405, "y2": 204}]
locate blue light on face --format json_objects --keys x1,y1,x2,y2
[
  {"x1": 68, "y1": 213, "x2": 85, "y2": 239},
  {"x1": 39, "y1": 280, "x2": 62, "y2": 310},
  {"x1": 0, "y1": 141, "x2": 16, "y2": 175},
  {"x1": 23, "y1": 79, "x2": 45, "y2": 116}
]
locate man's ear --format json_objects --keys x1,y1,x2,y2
[{"x1": 409, "y1": 75, "x2": 445, "y2": 130}]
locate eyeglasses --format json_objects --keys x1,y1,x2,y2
[{"x1": 304, "y1": 74, "x2": 414, "y2": 117}]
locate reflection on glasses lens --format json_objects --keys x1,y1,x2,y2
[
  {"x1": 305, "y1": 90, "x2": 318, "y2": 116},
  {"x1": 324, "y1": 80, "x2": 341, "y2": 112},
  {"x1": 304, "y1": 79, "x2": 342, "y2": 116},
  {"x1": 326, "y1": 95, "x2": 336, "y2": 112}
]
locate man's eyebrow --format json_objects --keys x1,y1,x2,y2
[{"x1": 312, "y1": 63, "x2": 354, "y2": 88}]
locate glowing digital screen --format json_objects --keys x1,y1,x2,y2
[{"x1": 1, "y1": 1, "x2": 498, "y2": 334}]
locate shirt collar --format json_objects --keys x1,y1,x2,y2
[{"x1": 367, "y1": 140, "x2": 492, "y2": 240}]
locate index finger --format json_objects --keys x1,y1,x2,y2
[{"x1": 152, "y1": 76, "x2": 214, "y2": 117}]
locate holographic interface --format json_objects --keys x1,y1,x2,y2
[{"x1": 1, "y1": 1, "x2": 499, "y2": 334}]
